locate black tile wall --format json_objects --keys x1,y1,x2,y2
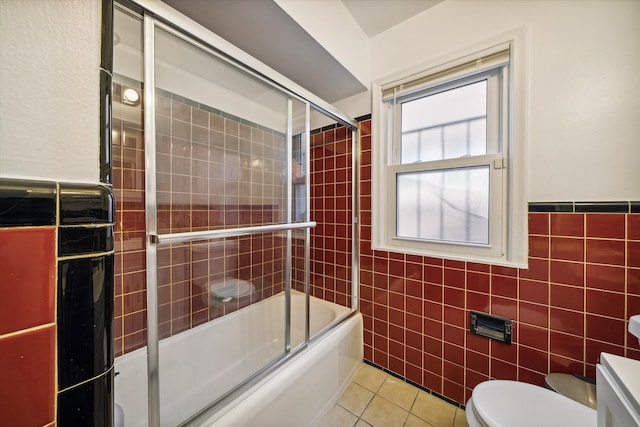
[
  {"x1": 59, "y1": 183, "x2": 115, "y2": 225},
  {"x1": 57, "y1": 369, "x2": 114, "y2": 427},
  {"x1": 575, "y1": 201, "x2": 630, "y2": 213},
  {"x1": 57, "y1": 255, "x2": 114, "y2": 390},
  {"x1": 58, "y1": 226, "x2": 114, "y2": 257},
  {"x1": 528, "y1": 202, "x2": 574, "y2": 212},
  {"x1": 0, "y1": 179, "x2": 56, "y2": 226}
]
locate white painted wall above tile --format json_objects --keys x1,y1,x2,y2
[{"x1": 0, "y1": 0, "x2": 101, "y2": 183}]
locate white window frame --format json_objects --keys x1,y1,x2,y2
[{"x1": 371, "y1": 32, "x2": 528, "y2": 267}]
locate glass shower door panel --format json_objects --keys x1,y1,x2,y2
[
  {"x1": 154, "y1": 27, "x2": 290, "y2": 235},
  {"x1": 152, "y1": 24, "x2": 306, "y2": 426}
]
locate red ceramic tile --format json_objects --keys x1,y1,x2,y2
[
  {"x1": 585, "y1": 264, "x2": 625, "y2": 292},
  {"x1": 550, "y1": 237, "x2": 584, "y2": 262},
  {"x1": 424, "y1": 370, "x2": 443, "y2": 393},
  {"x1": 444, "y1": 287, "x2": 465, "y2": 307},
  {"x1": 389, "y1": 336, "x2": 404, "y2": 360},
  {"x1": 586, "y1": 239, "x2": 626, "y2": 266},
  {"x1": 520, "y1": 257, "x2": 549, "y2": 282},
  {"x1": 388, "y1": 259, "x2": 405, "y2": 277},
  {"x1": 519, "y1": 324, "x2": 549, "y2": 350},
  {"x1": 406, "y1": 262, "x2": 423, "y2": 282},
  {"x1": 424, "y1": 339, "x2": 443, "y2": 369},
  {"x1": 529, "y1": 235, "x2": 549, "y2": 258},
  {"x1": 444, "y1": 343, "x2": 465, "y2": 367},
  {"x1": 468, "y1": 262, "x2": 491, "y2": 273},
  {"x1": 491, "y1": 265, "x2": 518, "y2": 277},
  {"x1": 467, "y1": 291, "x2": 490, "y2": 313},
  {"x1": 444, "y1": 307, "x2": 465, "y2": 328},
  {"x1": 424, "y1": 300, "x2": 443, "y2": 321},
  {"x1": 550, "y1": 307, "x2": 584, "y2": 336},
  {"x1": 519, "y1": 302, "x2": 549, "y2": 328},
  {"x1": 529, "y1": 213, "x2": 549, "y2": 235},
  {"x1": 550, "y1": 284, "x2": 584, "y2": 312},
  {"x1": 629, "y1": 214, "x2": 640, "y2": 240},
  {"x1": 549, "y1": 354, "x2": 584, "y2": 375},
  {"x1": 406, "y1": 362, "x2": 422, "y2": 384},
  {"x1": 491, "y1": 339, "x2": 517, "y2": 364},
  {"x1": 519, "y1": 346, "x2": 548, "y2": 373},
  {"x1": 586, "y1": 289, "x2": 625, "y2": 319},
  {"x1": 492, "y1": 275, "x2": 517, "y2": 299},
  {"x1": 586, "y1": 314, "x2": 625, "y2": 346},
  {"x1": 444, "y1": 267, "x2": 465, "y2": 289},
  {"x1": 491, "y1": 359, "x2": 518, "y2": 380},
  {"x1": 444, "y1": 360, "x2": 464, "y2": 385},
  {"x1": 406, "y1": 296, "x2": 422, "y2": 316},
  {"x1": 406, "y1": 329, "x2": 422, "y2": 350},
  {"x1": 629, "y1": 295, "x2": 640, "y2": 320},
  {"x1": 491, "y1": 296, "x2": 517, "y2": 320},
  {"x1": 424, "y1": 283, "x2": 443, "y2": 302},
  {"x1": 586, "y1": 214, "x2": 625, "y2": 239},
  {"x1": 406, "y1": 313, "x2": 422, "y2": 334},
  {"x1": 550, "y1": 261, "x2": 584, "y2": 286},
  {"x1": 466, "y1": 369, "x2": 489, "y2": 390},
  {"x1": 550, "y1": 331, "x2": 583, "y2": 361},
  {"x1": 467, "y1": 332, "x2": 489, "y2": 354},
  {"x1": 423, "y1": 264, "x2": 443, "y2": 284},
  {"x1": 466, "y1": 349, "x2": 490, "y2": 375},
  {"x1": 443, "y1": 379, "x2": 465, "y2": 403},
  {"x1": 389, "y1": 356, "x2": 405, "y2": 377},
  {"x1": 424, "y1": 318, "x2": 443, "y2": 340},
  {"x1": 629, "y1": 241, "x2": 640, "y2": 268},
  {"x1": 0, "y1": 326, "x2": 55, "y2": 426},
  {"x1": 585, "y1": 339, "x2": 624, "y2": 365},
  {"x1": 467, "y1": 271, "x2": 490, "y2": 293},
  {"x1": 444, "y1": 324, "x2": 465, "y2": 346},
  {"x1": 0, "y1": 227, "x2": 55, "y2": 334},
  {"x1": 550, "y1": 213, "x2": 584, "y2": 237},
  {"x1": 518, "y1": 367, "x2": 545, "y2": 387},
  {"x1": 519, "y1": 279, "x2": 549, "y2": 305}
]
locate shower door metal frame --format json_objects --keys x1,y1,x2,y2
[{"x1": 137, "y1": 6, "x2": 360, "y2": 427}]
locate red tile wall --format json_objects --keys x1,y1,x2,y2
[
  {"x1": 113, "y1": 82, "x2": 289, "y2": 356},
  {"x1": 342, "y1": 118, "x2": 639, "y2": 405},
  {"x1": 0, "y1": 227, "x2": 56, "y2": 426},
  {"x1": 309, "y1": 126, "x2": 354, "y2": 308}
]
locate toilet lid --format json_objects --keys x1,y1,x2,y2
[{"x1": 472, "y1": 380, "x2": 596, "y2": 427}]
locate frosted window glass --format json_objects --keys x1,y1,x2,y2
[
  {"x1": 396, "y1": 166, "x2": 490, "y2": 244},
  {"x1": 401, "y1": 81, "x2": 487, "y2": 164}
]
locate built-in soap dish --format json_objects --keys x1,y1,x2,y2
[{"x1": 470, "y1": 311, "x2": 512, "y2": 344}]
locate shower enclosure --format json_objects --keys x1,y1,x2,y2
[{"x1": 112, "y1": 2, "x2": 359, "y2": 426}]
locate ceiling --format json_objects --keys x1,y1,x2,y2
[
  {"x1": 161, "y1": 0, "x2": 442, "y2": 103},
  {"x1": 342, "y1": 0, "x2": 442, "y2": 38}
]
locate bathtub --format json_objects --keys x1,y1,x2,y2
[{"x1": 114, "y1": 290, "x2": 363, "y2": 426}]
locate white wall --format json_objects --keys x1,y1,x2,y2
[
  {"x1": 366, "y1": 0, "x2": 640, "y2": 202},
  {"x1": 0, "y1": 0, "x2": 102, "y2": 183}
]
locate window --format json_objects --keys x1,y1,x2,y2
[{"x1": 372, "y1": 40, "x2": 528, "y2": 266}]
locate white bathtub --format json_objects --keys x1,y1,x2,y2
[{"x1": 114, "y1": 290, "x2": 363, "y2": 426}]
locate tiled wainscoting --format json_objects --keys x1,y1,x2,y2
[
  {"x1": 344, "y1": 117, "x2": 640, "y2": 406},
  {"x1": 0, "y1": 179, "x2": 115, "y2": 426}
]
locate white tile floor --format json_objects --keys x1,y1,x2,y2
[{"x1": 318, "y1": 363, "x2": 469, "y2": 427}]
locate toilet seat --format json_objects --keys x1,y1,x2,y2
[{"x1": 468, "y1": 380, "x2": 596, "y2": 427}]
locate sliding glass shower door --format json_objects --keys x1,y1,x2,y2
[{"x1": 144, "y1": 18, "x2": 312, "y2": 426}]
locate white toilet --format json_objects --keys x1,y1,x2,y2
[
  {"x1": 467, "y1": 315, "x2": 640, "y2": 426},
  {"x1": 466, "y1": 379, "x2": 596, "y2": 426}
]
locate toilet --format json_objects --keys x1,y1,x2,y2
[{"x1": 466, "y1": 380, "x2": 596, "y2": 426}]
